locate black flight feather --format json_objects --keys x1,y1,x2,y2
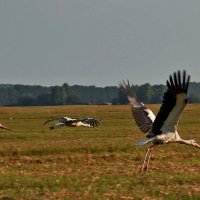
[{"x1": 149, "y1": 70, "x2": 190, "y2": 137}]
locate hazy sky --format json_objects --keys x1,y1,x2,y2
[{"x1": 0, "y1": 0, "x2": 200, "y2": 87}]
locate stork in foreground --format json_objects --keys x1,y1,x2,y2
[
  {"x1": 43, "y1": 116, "x2": 100, "y2": 130},
  {"x1": 119, "y1": 70, "x2": 200, "y2": 172}
]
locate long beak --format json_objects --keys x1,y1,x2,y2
[
  {"x1": 0, "y1": 124, "x2": 12, "y2": 131},
  {"x1": 195, "y1": 143, "x2": 200, "y2": 149}
]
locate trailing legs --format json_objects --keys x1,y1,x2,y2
[{"x1": 140, "y1": 144, "x2": 157, "y2": 172}]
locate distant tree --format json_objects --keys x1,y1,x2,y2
[
  {"x1": 112, "y1": 97, "x2": 119, "y2": 105},
  {"x1": 0, "y1": 84, "x2": 50, "y2": 106},
  {"x1": 118, "y1": 89, "x2": 128, "y2": 104},
  {"x1": 188, "y1": 94, "x2": 200, "y2": 103},
  {"x1": 136, "y1": 83, "x2": 153, "y2": 104},
  {"x1": 51, "y1": 86, "x2": 66, "y2": 105},
  {"x1": 35, "y1": 93, "x2": 52, "y2": 105},
  {"x1": 70, "y1": 85, "x2": 119, "y2": 104},
  {"x1": 66, "y1": 94, "x2": 82, "y2": 104},
  {"x1": 17, "y1": 96, "x2": 35, "y2": 106},
  {"x1": 0, "y1": 81, "x2": 200, "y2": 106},
  {"x1": 0, "y1": 88, "x2": 9, "y2": 105},
  {"x1": 151, "y1": 85, "x2": 166, "y2": 103},
  {"x1": 105, "y1": 86, "x2": 118, "y2": 103}
]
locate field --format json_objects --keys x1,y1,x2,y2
[{"x1": 0, "y1": 104, "x2": 200, "y2": 200}]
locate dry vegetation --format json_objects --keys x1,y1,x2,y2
[{"x1": 0, "y1": 104, "x2": 200, "y2": 200}]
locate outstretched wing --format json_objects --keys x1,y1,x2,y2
[
  {"x1": 49, "y1": 123, "x2": 66, "y2": 130},
  {"x1": 81, "y1": 118, "x2": 100, "y2": 127},
  {"x1": 42, "y1": 117, "x2": 63, "y2": 126},
  {"x1": 150, "y1": 70, "x2": 190, "y2": 136},
  {"x1": 43, "y1": 116, "x2": 80, "y2": 126},
  {"x1": 119, "y1": 81, "x2": 155, "y2": 133}
]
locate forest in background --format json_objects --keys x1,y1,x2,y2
[{"x1": 0, "y1": 82, "x2": 200, "y2": 106}]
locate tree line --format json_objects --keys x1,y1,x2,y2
[{"x1": 0, "y1": 82, "x2": 200, "y2": 106}]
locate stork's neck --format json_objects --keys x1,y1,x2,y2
[{"x1": 177, "y1": 139, "x2": 193, "y2": 145}]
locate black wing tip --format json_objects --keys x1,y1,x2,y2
[
  {"x1": 119, "y1": 80, "x2": 135, "y2": 97},
  {"x1": 167, "y1": 70, "x2": 190, "y2": 94},
  {"x1": 42, "y1": 116, "x2": 63, "y2": 126},
  {"x1": 42, "y1": 121, "x2": 49, "y2": 126},
  {"x1": 42, "y1": 119, "x2": 54, "y2": 126},
  {"x1": 83, "y1": 117, "x2": 100, "y2": 127}
]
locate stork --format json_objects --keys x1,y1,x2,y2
[
  {"x1": 0, "y1": 123, "x2": 12, "y2": 131},
  {"x1": 119, "y1": 70, "x2": 200, "y2": 172},
  {"x1": 43, "y1": 116, "x2": 100, "y2": 130}
]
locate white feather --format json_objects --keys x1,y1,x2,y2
[
  {"x1": 136, "y1": 138, "x2": 154, "y2": 146},
  {"x1": 144, "y1": 108, "x2": 156, "y2": 122},
  {"x1": 161, "y1": 93, "x2": 187, "y2": 132}
]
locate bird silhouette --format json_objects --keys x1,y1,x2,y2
[
  {"x1": 43, "y1": 116, "x2": 100, "y2": 130},
  {"x1": 119, "y1": 70, "x2": 200, "y2": 172}
]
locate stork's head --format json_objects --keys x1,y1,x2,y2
[{"x1": 189, "y1": 139, "x2": 200, "y2": 148}]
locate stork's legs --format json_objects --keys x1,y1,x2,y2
[
  {"x1": 140, "y1": 147, "x2": 151, "y2": 171},
  {"x1": 140, "y1": 144, "x2": 157, "y2": 172}
]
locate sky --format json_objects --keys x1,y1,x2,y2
[{"x1": 0, "y1": 0, "x2": 200, "y2": 87}]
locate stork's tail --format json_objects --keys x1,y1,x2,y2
[
  {"x1": 136, "y1": 138, "x2": 154, "y2": 146},
  {"x1": 49, "y1": 123, "x2": 66, "y2": 130}
]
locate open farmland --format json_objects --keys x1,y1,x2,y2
[{"x1": 0, "y1": 104, "x2": 200, "y2": 200}]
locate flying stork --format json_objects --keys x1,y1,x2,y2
[
  {"x1": 119, "y1": 70, "x2": 200, "y2": 172},
  {"x1": 0, "y1": 123, "x2": 12, "y2": 131},
  {"x1": 43, "y1": 116, "x2": 100, "y2": 130}
]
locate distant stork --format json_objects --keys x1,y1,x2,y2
[
  {"x1": 43, "y1": 116, "x2": 100, "y2": 130},
  {"x1": 0, "y1": 123, "x2": 12, "y2": 131},
  {"x1": 119, "y1": 70, "x2": 200, "y2": 172}
]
